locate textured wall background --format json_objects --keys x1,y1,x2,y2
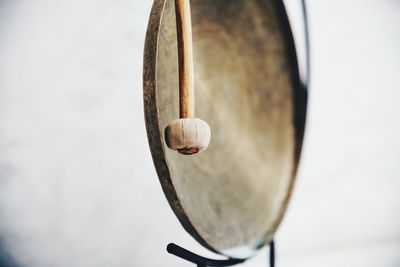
[{"x1": 0, "y1": 0, "x2": 399, "y2": 266}]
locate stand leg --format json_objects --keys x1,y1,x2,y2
[
  {"x1": 167, "y1": 243, "x2": 245, "y2": 267},
  {"x1": 269, "y1": 240, "x2": 275, "y2": 267}
]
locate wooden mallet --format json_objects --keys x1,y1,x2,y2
[{"x1": 164, "y1": 0, "x2": 211, "y2": 155}]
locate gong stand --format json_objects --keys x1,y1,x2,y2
[{"x1": 167, "y1": 241, "x2": 275, "y2": 267}]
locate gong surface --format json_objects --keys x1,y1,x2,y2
[{"x1": 143, "y1": 0, "x2": 306, "y2": 258}]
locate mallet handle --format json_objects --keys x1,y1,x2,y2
[{"x1": 175, "y1": 0, "x2": 194, "y2": 118}]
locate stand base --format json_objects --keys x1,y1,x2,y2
[{"x1": 167, "y1": 240, "x2": 275, "y2": 267}]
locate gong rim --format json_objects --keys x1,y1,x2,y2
[{"x1": 143, "y1": 0, "x2": 307, "y2": 259}]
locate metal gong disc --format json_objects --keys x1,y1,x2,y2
[{"x1": 143, "y1": 0, "x2": 307, "y2": 258}]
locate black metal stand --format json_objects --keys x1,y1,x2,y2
[{"x1": 167, "y1": 240, "x2": 275, "y2": 267}]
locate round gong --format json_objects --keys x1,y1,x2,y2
[{"x1": 143, "y1": 0, "x2": 307, "y2": 258}]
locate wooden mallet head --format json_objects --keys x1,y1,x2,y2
[{"x1": 164, "y1": 0, "x2": 211, "y2": 155}]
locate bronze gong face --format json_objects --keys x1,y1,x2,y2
[{"x1": 143, "y1": 0, "x2": 307, "y2": 259}]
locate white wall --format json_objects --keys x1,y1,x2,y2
[{"x1": 0, "y1": 0, "x2": 399, "y2": 266}]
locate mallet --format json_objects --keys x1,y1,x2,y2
[{"x1": 164, "y1": 0, "x2": 211, "y2": 155}]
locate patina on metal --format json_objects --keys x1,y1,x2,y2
[{"x1": 143, "y1": 0, "x2": 307, "y2": 258}]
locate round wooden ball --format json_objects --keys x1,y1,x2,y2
[{"x1": 164, "y1": 118, "x2": 211, "y2": 155}]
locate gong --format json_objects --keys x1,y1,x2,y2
[{"x1": 143, "y1": 0, "x2": 307, "y2": 259}]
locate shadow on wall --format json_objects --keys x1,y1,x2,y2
[{"x1": 0, "y1": 242, "x2": 18, "y2": 267}]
